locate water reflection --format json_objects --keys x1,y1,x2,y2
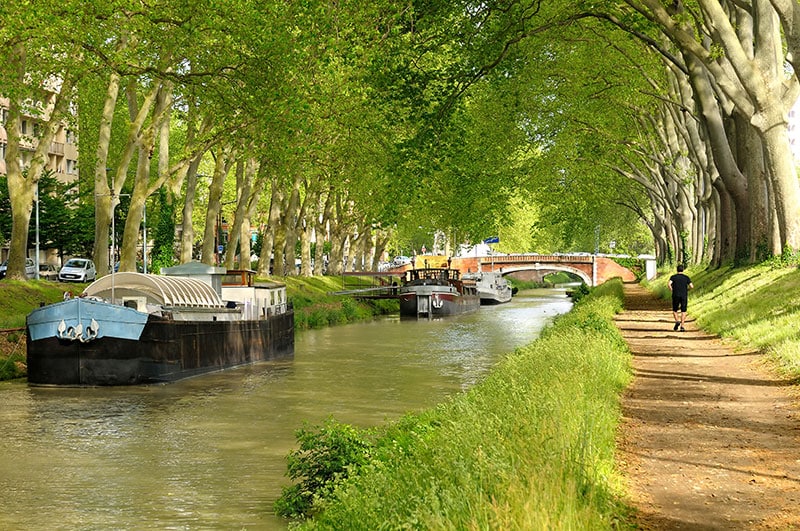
[{"x1": 0, "y1": 289, "x2": 571, "y2": 530}]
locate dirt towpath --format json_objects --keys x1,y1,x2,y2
[{"x1": 614, "y1": 283, "x2": 800, "y2": 530}]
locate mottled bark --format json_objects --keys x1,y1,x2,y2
[
  {"x1": 257, "y1": 175, "x2": 283, "y2": 277},
  {"x1": 5, "y1": 41, "x2": 75, "y2": 279},
  {"x1": 313, "y1": 191, "x2": 332, "y2": 276},
  {"x1": 201, "y1": 151, "x2": 231, "y2": 266}
]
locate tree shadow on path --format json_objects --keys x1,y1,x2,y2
[{"x1": 615, "y1": 283, "x2": 800, "y2": 530}]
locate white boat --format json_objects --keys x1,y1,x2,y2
[{"x1": 464, "y1": 271, "x2": 514, "y2": 305}]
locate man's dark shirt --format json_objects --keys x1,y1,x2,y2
[{"x1": 669, "y1": 273, "x2": 692, "y2": 298}]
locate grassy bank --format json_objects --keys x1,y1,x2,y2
[
  {"x1": 277, "y1": 279, "x2": 634, "y2": 529},
  {"x1": 279, "y1": 275, "x2": 398, "y2": 330},
  {"x1": 646, "y1": 262, "x2": 800, "y2": 377},
  {"x1": 0, "y1": 279, "x2": 76, "y2": 380},
  {"x1": 0, "y1": 279, "x2": 76, "y2": 329},
  {"x1": 0, "y1": 275, "x2": 398, "y2": 381}
]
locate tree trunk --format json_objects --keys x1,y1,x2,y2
[
  {"x1": 119, "y1": 147, "x2": 151, "y2": 272},
  {"x1": 5, "y1": 43, "x2": 74, "y2": 279},
  {"x1": 758, "y1": 118, "x2": 800, "y2": 251},
  {"x1": 180, "y1": 158, "x2": 203, "y2": 263},
  {"x1": 300, "y1": 220, "x2": 312, "y2": 276},
  {"x1": 257, "y1": 175, "x2": 283, "y2": 276},
  {"x1": 313, "y1": 191, "x2": 332, "y2": 276},
  {"x1": 225, "y1": 159, "x2": 256, "y2": 269},
  {"x1": 372, "y1": 229, "x2": 391, "y2": 271},
  {"x1": 201, "y1": 150, "x2": 231, "y2": 266},
  {"x1": 281, "y1": 176, "x2": 302, "y2": 276},
  {"x1": 91, "y1": 72, "x2": 122, "y2": 275},
  {"x1": 273, "y1": 222, "x2": 287, "y2": 276}
]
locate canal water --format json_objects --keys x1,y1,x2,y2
[{"x1": 0, "y1": 289, "x2": 572, "y2": 530}]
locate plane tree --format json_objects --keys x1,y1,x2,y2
[
  {"x1": 0, "y1": 0, "x2": 85, "y2": 279},
  {"x1": 573, "y1": 0, "x2": 800, "y2": 262}
]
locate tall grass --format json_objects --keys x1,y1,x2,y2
[
  {"x1": 285, "y1": 280, "x2": 633, "y2": 529},
  {"x1": 647, "y1": 264, "x2": 800, "y2": 376},
  {"x1": 0, "y1": 279, "x2": 73, "y2": 329},
  {"x1": 277, "y1": 275, "x2": 399, "y2": 329}
]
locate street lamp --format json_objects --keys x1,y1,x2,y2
[
  {"x1": 142, "y1": 199, "x2": 147, "y2": 274},
  {"x1": 34, "y1": 182, "x2": 40, "y2": 280},
  {"x1": 96, "y1": 190, "x2": 129, "y2": 303},
  {"x1": 216, "y1": 200, "x2": 235, "y2": 266}
]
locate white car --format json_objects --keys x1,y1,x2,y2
[
  {"x1": 392, "y1": 256, "x2": 412, "y2": 267},
  {"x1": 58, "y1": 258, "x2": 97, "y2": 283}
]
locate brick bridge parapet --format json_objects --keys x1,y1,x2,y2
[{"x1": 449, "y1": 254, "x2": 636, "y2": 287}]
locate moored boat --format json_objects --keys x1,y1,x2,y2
[
  {"x1": 26, "y1": 262, "x2": 294, "y2": 386},
  {"x1": 398, "y1": 267, "x2": 480, "y2": 318},
  {"x1": 463, "y1": 270, "x2": 514, "y2": 305}
]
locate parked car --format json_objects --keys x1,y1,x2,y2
[
  {"x1": 58, "y1": 258, "x2": 97, "y2": 283},
  {"x1": 0, "y1": 258, "x2": 36, "y2": 279},
  {"x1": 392, "y1": 255, "x2": 412, "y2": 267},
  {"x1": 38, "y1": 263, "x2": 59, "y2": 280}
]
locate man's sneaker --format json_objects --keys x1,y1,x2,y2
[
  {"x1": 673, "y1": 322, "x2": 680, "y2": 331},
  {"x1": 680, "y1": 326, "x2": 686, "y2": 332}
]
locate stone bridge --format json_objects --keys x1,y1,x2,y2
[{"x1": 438, "y1": 254, "x2": 639, "y2": 287}]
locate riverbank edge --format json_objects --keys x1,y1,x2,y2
[
  {"x1": 282, "y1": 262, "x2": 800, "y2": 528},
  {"x1": 280, "y1": 278, "x2": 636, "y2": 529},
  {"x1": 0, "y1": 275, "x2": 398, "y2": 381}
]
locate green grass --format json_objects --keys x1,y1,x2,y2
[
  {"x1": 275, "y1": 275, "x2": 399, "y2": 329},
  {"x1": 0, "y1": 279, "x2": 80, "y2": 329},
  {"x1": 647, "y1": 263, "x2": 800, "y2": 375},
  {"x1": 282, "y1": 280, "x2": 634, "y2": 529},
  {"x1": 0, "y1": 279, "x2": 81, "y2": 380}
]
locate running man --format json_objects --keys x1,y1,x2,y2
[{"x1": 668, "y1": 264, "x2": 694, "y2": 332}]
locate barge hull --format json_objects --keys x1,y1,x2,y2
[
  {"x1": 399, "y1": 293, "x2": 480, "y2": 317},
  {"x1": 26, "y1": 312, "x2": 294, "y2": 386}
]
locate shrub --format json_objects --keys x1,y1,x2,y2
[
  {"x1": 275, "y1": 418, "x2": 375, "y2": 518},
  {"x1": 570, "y1": 282, "x2": 591, "y2": 303},
  {"x1": 0, "y1": 353, "x2": 27, "y2": 380}
]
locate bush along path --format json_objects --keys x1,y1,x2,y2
[{"x1": 615, "y1": 283, "x2": 800, "y2": 530}]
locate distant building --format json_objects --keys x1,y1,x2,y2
[
  {"x1": 0, "y1": 95, "x2": 79, "y2": 182},
  {"x1": 0, "y1": 92, "x2": 79, "y2": 264}
]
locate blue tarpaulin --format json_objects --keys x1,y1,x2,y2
[{"x1": 483, "y1": 236, "x2": 500, "y2": 244}]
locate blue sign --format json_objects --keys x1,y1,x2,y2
[
  {"x1": 483, "y1": 236, "x2": 500, "y2": 244},
  {"x1": 218, "y1": 245, "x2": 224, "y2": 253}
]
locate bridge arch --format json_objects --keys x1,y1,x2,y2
[{"x1": 500, "y1": 264, "x2": 592, "y2": 286}]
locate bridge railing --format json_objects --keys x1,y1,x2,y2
[{"x1": 478, "y1": 254, "x2": 595, "y2": 264}]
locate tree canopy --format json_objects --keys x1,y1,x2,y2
[{"x1": 2, "y1": 0, "x2": 800, "y2": 279}]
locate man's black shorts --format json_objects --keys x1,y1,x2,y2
[{"x1": 672, "y1": 295, "x2": 687, "y2": 313}]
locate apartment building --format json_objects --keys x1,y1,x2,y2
[
  {"x1": 0, "y1": 94, "x2": 79, "y2": 264},
  {"x1": 0, "y1": 96, "x2": 79, "y2": 182}
]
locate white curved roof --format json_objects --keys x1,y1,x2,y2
[{"x1": 84, "y1": 272, "x2": 225, "y2": 308}]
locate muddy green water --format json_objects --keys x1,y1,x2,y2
[{"x1": 0, "y1": 289, "x2": 571, "y2": 530}]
